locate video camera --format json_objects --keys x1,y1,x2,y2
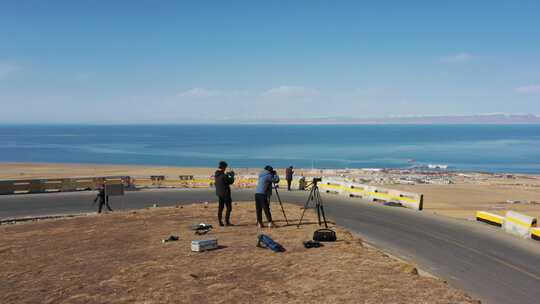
[
  {"x1": 312, "y1": 177, "x2": 322, "y2": 183},
  {"x1": 225, "y1": 171, "x2": 235, "y2": 183}
]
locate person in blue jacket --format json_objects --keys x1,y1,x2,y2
[{"x1": 255, "y1": 165, "x2": 280, "y2": 228}]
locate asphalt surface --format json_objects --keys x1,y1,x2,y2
[{"x1": 1, "y1": 188, "x2": 540, "y2": 304}]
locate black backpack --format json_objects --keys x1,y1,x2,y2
[{"x1": 313, "y1": 229, "x2": 337, "y2": 242}]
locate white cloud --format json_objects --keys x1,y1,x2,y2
[
  {"x1": 515, "y1": 84, "x2": 540, "y2": 94},
  {"x1": 261, "y1": 86, "x2": 319, "y2": 98},
  {"x1": 0, "y1": 62, "x2": 20, "y2": 79},
  {"x1": 440, "y1": 52, "x2": 473, "y2": 63},
  {"x1": 176, "y1": 87, "x2": 220, "y2": 98}
]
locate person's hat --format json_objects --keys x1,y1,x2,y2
[
  {"x1": 264, "y1": 165, "x2": 273, "y2": 171},
  {"x1": 218, "y1": 161, "x2": 228, "y2": 169},
  {"x1": 289, "y1": 166, "x2": 293, "y2": 168}
]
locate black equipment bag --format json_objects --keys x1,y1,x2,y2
[
  {"x1": 303, "y1": 240, "x2": 323, "y2": 248},
  {"x1": 313, "y1": 228, "x2": 336, "y2": 242}
]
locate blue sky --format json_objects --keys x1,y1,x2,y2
[{"x1": 1, "y1": 1, "x2": 539, "y2": 123}]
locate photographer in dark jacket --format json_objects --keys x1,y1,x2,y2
[{"x1": 214, "y1": 161, "x2": 235, "y2": 226}]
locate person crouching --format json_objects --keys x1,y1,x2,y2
[{"x1": 255, "y1": 165, "x2": 279, "y2": 228}]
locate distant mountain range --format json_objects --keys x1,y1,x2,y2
[{"x1": 256, "y1": 114, "x2": 540, "y2": 124}]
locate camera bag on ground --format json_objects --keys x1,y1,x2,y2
[
  {"x1": 257, "y1": 234, "x2": 285, "y2": 252},
  {"x1": 189, "y1": 223, "x2": 213, "y2": 235},
  {"x1": 313, "y1": 228, "x2": 337, "y2": 242},
  {"x1": 303, "y1": 240, "x2": 323, "y2": 248}
]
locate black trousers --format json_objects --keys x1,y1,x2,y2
[
  {"x1": 286, "y1": 179, "x2": 292, "y2": 191},
  {"x1": 218, "y1": 194, "x2": 232, "y2": 224},
  {"x1": 255, "y1": 193, "x2": 272, "y2": 224},
  {"x1": 98, "y1": 196, "x2": 113, "y2": 213}
]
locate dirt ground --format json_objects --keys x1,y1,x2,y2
[
  {"x1": 0, "y1": 202, "x2": 477, "y2": 304},
  {"x1": 391, "y1": 183, "x2": 540, "y2": 220}
]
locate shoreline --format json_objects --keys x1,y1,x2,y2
[{"x1": 2, "y1": 161, "x2": 540, "y2": 177}]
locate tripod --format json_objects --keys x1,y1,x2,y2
[
  {"x1": 271, "y1": 184, "x2": 289, "y2": 225},
  {"x1": 297, "y1": 179, "x2": 328, "y2": 228}
]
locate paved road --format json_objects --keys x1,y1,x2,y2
[{"x1": 1, "y1": 188, "x2": 540, "y2": 304}]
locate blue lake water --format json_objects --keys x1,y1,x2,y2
[{"x1": 1, "y1": 124, "x2": 540, "y2": 173}]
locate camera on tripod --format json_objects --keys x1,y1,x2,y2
[
  {"x1": 270, "y1": 170, "x2": 280, "y2": 183},
  {"x1": 298, "y1": 176, "x2": 328, "y2": 228}
]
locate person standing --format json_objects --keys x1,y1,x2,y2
[
  {"x1": 214, "y1": 161, "x2": 235, "y2": 226},
  {"x1": 255, "y1": 165, "x2": 280, "y2": 228},
  {"x1": 94, "y1": 185, "x2": 113, "y2": 213},
  {"x1": 285, "y1": 166, "x2": 294, "y2": 191}
]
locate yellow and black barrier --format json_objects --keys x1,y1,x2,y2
[
  {"x1": 476, "y1": 210, "x2": 540, "y2": 242},
  {"x1": 476, "y1": 211, "x2": 504, "y2": 227},
  {"x1": 531, "y1": 228, "x2": 540, "y2": 241},
  {"x1": 318, "y1": 180, "x2": 424, "y2": 211},
  {"x1": 503, "y1": 211, "x2": 537, "y2": 238}
]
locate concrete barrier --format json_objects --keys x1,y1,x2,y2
[
  {"x1": 0, "y1": 176, "x2": 131, "y2": 195},
  {"x1": 531, "y1": 228, "x2": 540, "y2": 241},
  {"x1": 476, "y1": 211, "x2": 504, "y2": 227},
  {"x1": 503, "y1": 211, "x2": 537, "y2": 238},
  {"x1": 345, "y1": 183, "x2": 369, "y2": 199},
  {"x1": 318, "y1": 179, "x2": 423, "y2": 211},
  {"x1": 319, "y1": 179, "x2": 348, "y2": 195},
  {"x1": 476, "y1": 210, "x2": 540, "y2": 242},
  {"x1": 0, "y1": 181, "x2": 14, "y2": 195},
  {"x1": 160, "y1": 178, "x2": 213, "y2": 188},
  {"x1": 371, "y1": 188, "x2": 423, "y2": 210}
]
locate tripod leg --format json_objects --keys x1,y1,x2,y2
[
  {"x1": 315, "y1": 188, "x2": 329, "y2": 228},
  {"x1": 316, "y1": 193, "x2": 322, "y2": 226},
  {"x1": 297, "y1": 185, "x2": 315, "y2": 227},
  {"x1": 273, "y1": 187, "x2": 289, "y2": 225}
]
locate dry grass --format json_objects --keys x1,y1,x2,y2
[{"x1": 0, "y1": 202, "x2": 477, "y2": 304}]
